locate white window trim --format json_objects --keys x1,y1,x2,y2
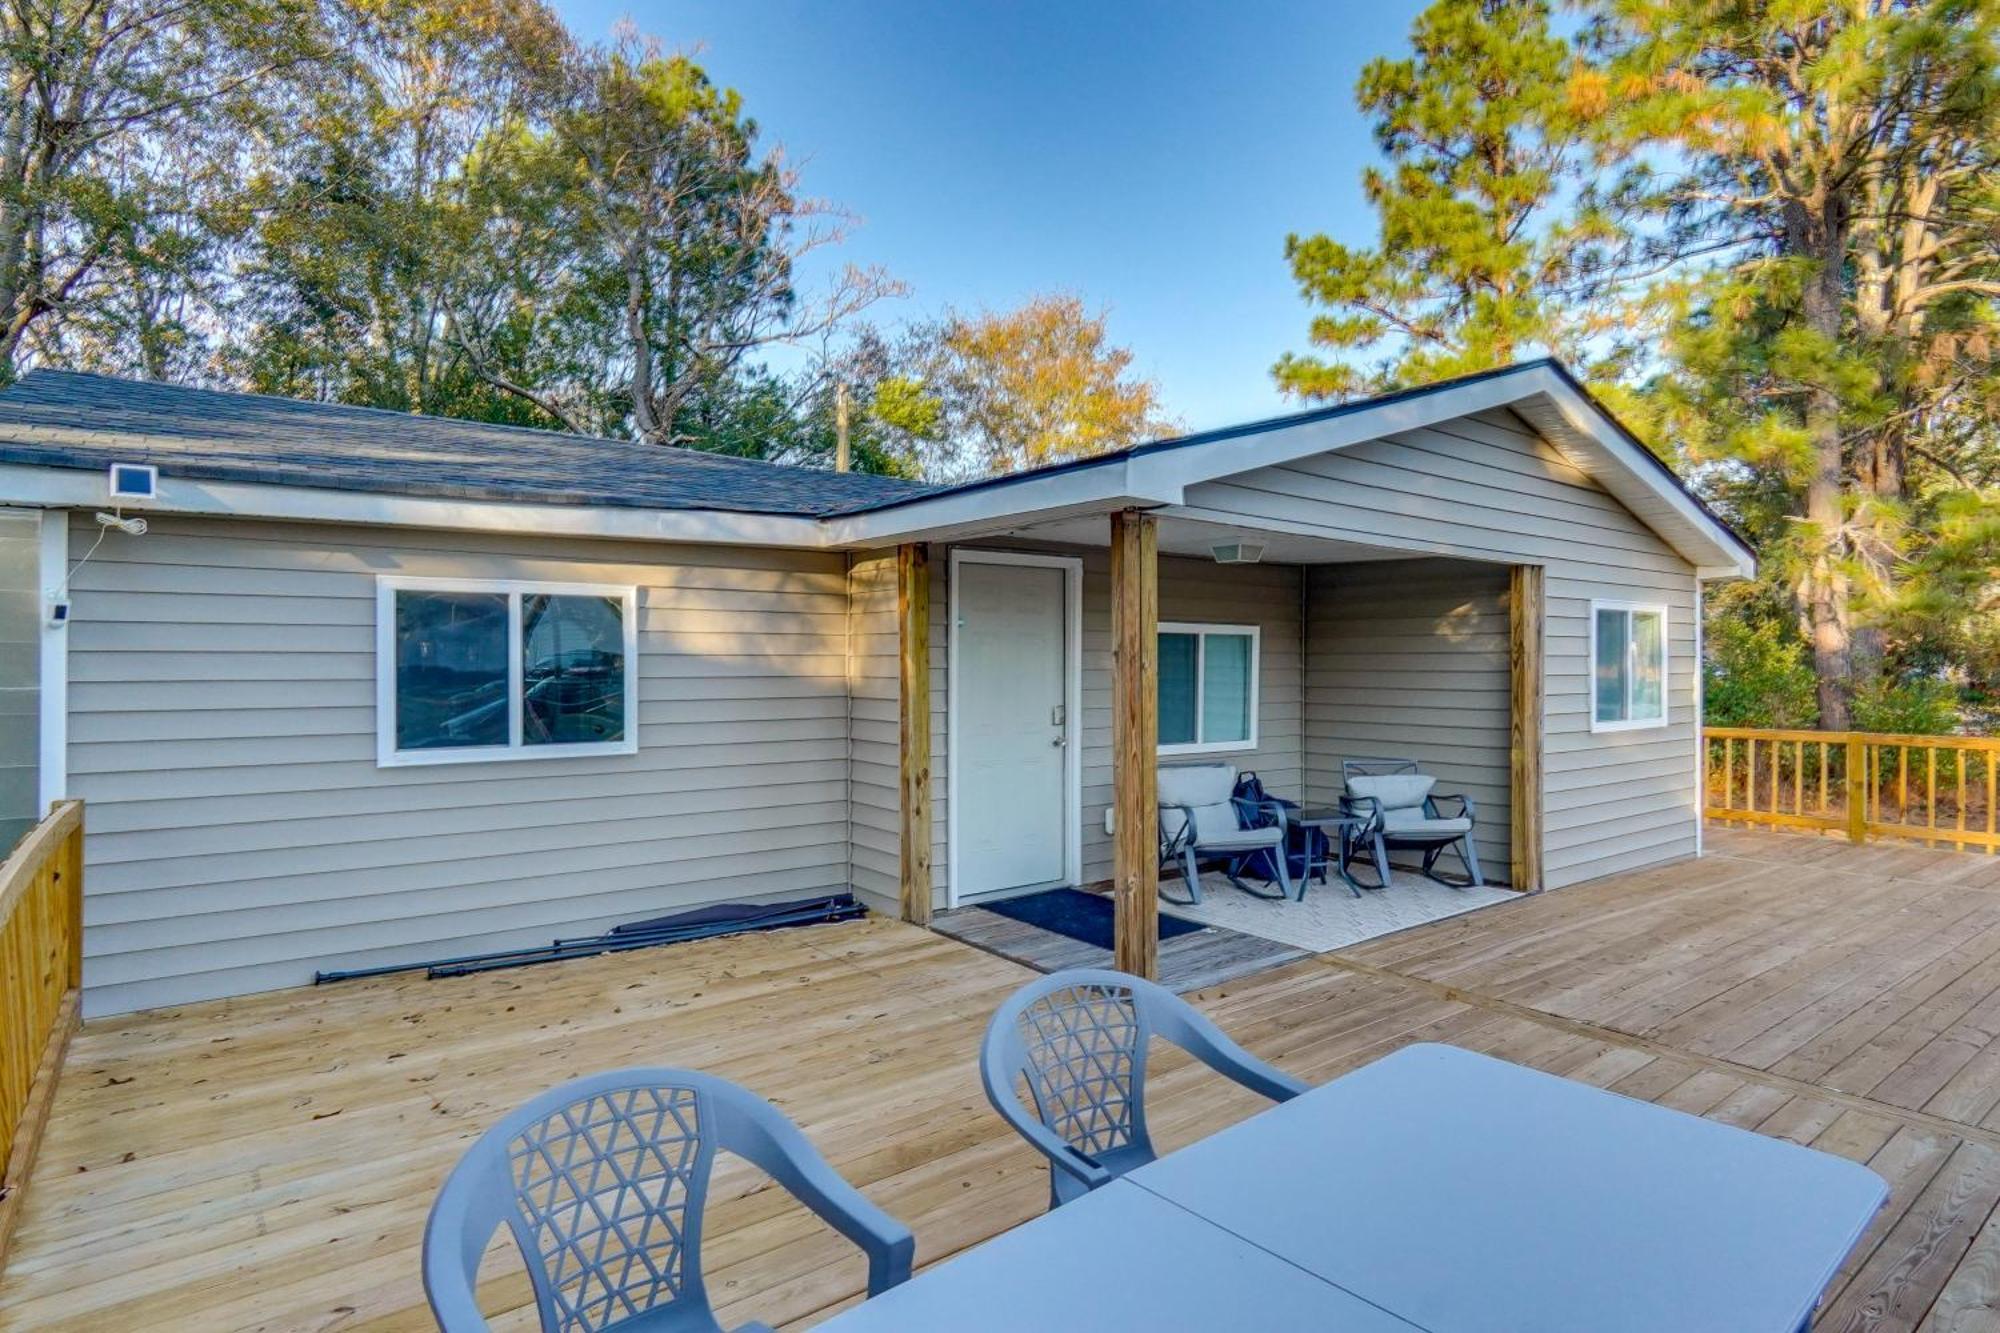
[
  {"x1": 1158, "y1": 621, "x2": 1260, "y2": 756},
  {"x1": 1588, "y1": 599, "x2": 1670, "y2": 733},
  {"x1": 376, "y1": 575, "x2": 640, "y2": 767}
]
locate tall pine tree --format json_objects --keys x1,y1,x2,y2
[
  {"x1": 1275, "y1": 0, "x2": 1613, "y2": 399},
  {"x1": 1587, "y1": 0, "x2": 2000, "y2": 725}
]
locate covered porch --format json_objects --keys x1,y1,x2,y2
[
  {"x1": 3, "y1": 829, "x2": 1997, "y2": 1330},
  {"x1": 842, "y1": 377, "x2": 1736, "y2": 981},
  {"x1": 871, "y1": 506, "x2": 1552, "y2": 981}
]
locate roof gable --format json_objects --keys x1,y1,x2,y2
[{"x1": 833, "y1": 360, "x2": 1755, "y2": 577}]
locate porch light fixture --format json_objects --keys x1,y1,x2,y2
[{"x1": 1210, "y1": 539, "x2": 1266, "y2": 565}]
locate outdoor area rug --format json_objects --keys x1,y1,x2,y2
[
  {"x1": 978, "y1": 886, "x2": 1205, "y2": 951},
  {"x1": 1164, "y1": 869, "x2": 1520, "y2": 954}
]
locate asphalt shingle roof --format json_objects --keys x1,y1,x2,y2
[{"x1": 0, "y1": 370, "x2": 936, "y2": 516}]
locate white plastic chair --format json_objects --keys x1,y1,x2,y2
[
  {"x1": 424, "y1": 1067, "x2": 913, "y2": 1332},
  {"x1": 980, "y1": 968, "x2": 1309, "y2": 1209}
]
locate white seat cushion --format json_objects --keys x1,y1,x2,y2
[
  {"x1": 1381, "y1": 809, "x2": 1473, "y2": 837},
  {"x1": 1159, "y1": 763, "x2": 1238, "y2": 808},
  {"x1": 1160, "y1": 763, "x2": 1253, "y2": 847},
  {"x1": 1190, "y1": 826, "x2": 1283, "y2": 851},
  {"x1": 1346, "y1": 774, "x2": 1435, "y2": 811}
]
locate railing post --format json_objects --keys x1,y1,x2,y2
[{"x1": 1845, "y1": 735, "x2": 1867, "y2": 845}]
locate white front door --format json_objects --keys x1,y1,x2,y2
[{"x1": 954, "y1": 559, "x2": 1071, "y2": 899}]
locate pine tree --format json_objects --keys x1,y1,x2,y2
[
  {"x1": 1587, "y1": 0, "x2": 2000, "y2": 725},
  {"x1": 1274, "y1": 0, "x2": 1613, "y2": 400}
]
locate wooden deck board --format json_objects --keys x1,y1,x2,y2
[{"x1": 6, "y1": 828, "x2": 2000, "y2": 1329}]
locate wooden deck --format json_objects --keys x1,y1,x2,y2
[{"x1": 8, "y1": 827, "x2": 2000, "y2": 1330}]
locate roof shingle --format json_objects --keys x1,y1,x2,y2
[{"x1": 0, "y1": 370, "x2": 935, "y2": 516}]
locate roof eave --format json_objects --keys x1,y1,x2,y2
[
  {"x1": 0, "y1": 462, "x2": 832, "y2": 548},
  {"x1": 0, "y1": 360, "x2": 1758, "y2": 579}
]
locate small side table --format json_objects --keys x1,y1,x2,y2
[{"x1": 1289, "y1": 809, "x2": 1380, "y2": 898}]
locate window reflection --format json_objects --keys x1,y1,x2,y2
[
  {"x1": 1159, "y1": 632, "x2": 1199, "y2": 745},
  {"x1": 396, "y1": 591, "x2": 509, "y2": 750},
  {"x1": 522, "y1": 594, "x2": 627, "y2": 746},
  {"x1": 1594, "y1": 608, "x2": 1629, "y2": 723},
  {"x1": 1202, "y1": 633, "x2": 1253, "y2": 743},
  {"x1": 1631, "y1": 611, "x2": 1665, "y2": 719}
]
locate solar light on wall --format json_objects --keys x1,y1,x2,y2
[{"x1": 107, "y1": 461, "x2": 157, "y2": 501}]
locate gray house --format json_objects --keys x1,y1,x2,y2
[{"x1": 0, "y1": 362, "x2": 1753, "y2": 1015}]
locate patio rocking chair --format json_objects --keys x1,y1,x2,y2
[
  {"x1": 424, "y1": 1067, "x2": 913, "y2": 1333},
  {"x1": 1157, "y1": 762, "x2": 1294, "y2": 905},
  {"x1": 1340, "y1": 757, "x2": 1485, "y2": 888},
  {"x1": 980, "y1": 967, "x2": 1309, "y2": 1209}
]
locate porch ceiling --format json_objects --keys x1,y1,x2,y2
[{"x1": 971, "y1": 512, "x2": 1434, "y2": 565}]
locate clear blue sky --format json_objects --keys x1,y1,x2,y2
[{"x1": 552, "y1": 1, "x2": 1428, "y2": 431}]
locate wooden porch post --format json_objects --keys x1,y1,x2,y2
[
  {"x1": 1111, "y1": 510, "x2": 1159, "y2": 977},
  {"x1": 897, "y1": 544, "x2": 933, "y2": 925},
  {"x1": 1509, "y1": 565, "x2": 1545, "y2": 893}
]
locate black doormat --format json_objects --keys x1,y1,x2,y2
[{"x1": 978, "y1": 888, "x2": 1204, "y2": 952}]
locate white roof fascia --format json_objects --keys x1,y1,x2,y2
[
  {"x1": 823, "y1": 455, "x2": 1175, "y2": 547},
  {"x1": 1510, "y1": 376, "x2": 1756, "y2": 580},
  {"x1": 0, "y1": 463, "x2": 829, "y2": 548},
  {"x1": 1134, "y1": 365, "x2": 1580, "y2": 495}
]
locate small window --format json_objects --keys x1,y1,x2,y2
[
  {"x1": 1591, "y1": 601, "x2": 1668, "y2": 731},
  {"x1": 1158, "y1": 623, "x2": 1259, "y2": 755},
  {"x1": 378, "y1": 577, "x2": 638, "y2": 766}
]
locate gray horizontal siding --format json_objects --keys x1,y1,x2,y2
[
  {"x1": 1186, "y1": 407, "x2": 1699, "y2": 889},
  {"x1": 1305, "y1": 559, "x2": 1512, "y2": 879},
  {"x1": 67, "y1": 515, "x2": 854, "y2": 1015}
]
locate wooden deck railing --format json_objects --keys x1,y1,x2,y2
[
  {"x1": 0, "y1": 800, "x2": 84, "y2": 1271},
  {"x1": 1704, "y1": 727, "x2": 1999, "y2": 852}
]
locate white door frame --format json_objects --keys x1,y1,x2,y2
[{"x1": 946, "y1": 548, "x2": 1084, "y2": 907}]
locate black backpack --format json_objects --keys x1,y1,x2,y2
[{"x1": 1231, "y1": 770, "x2": 1326, "y2": 883}]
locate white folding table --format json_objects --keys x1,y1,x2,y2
[
  {"x1": 820, "y1": 1043, "x2": 1887, "y2": 1331},
  {"x1": 1127, "y1": 1043, "x2": 1887, "y2": 1332},
  {"x1": 816, "y1": 1175, "x2": 1424, "y2": 1330}
]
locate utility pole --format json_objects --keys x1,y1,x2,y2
[{"x1": 834, "y1": 381, "x2": 852, "y2": 473}]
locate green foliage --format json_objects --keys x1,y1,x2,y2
[
  {"x1": 1703, "y1": 615, "x2": 1820, "y2": 729},
  {"x1": 7, "y1": 0, "x2": 990, "y2": 477},
  {"x1": 1274, "y1": 0, "x2": 1616, "y2": 399},
  {"x1": 2, "y1": 0, "x2": 330, "y2": 379},
  {"x1": 1852, "y1": 677, "x2": 1963, "y2": 737},
  {"x1": 1282, "y1": 0, "x2": 2000, "y2": 730},
  {"x1": 908, "y1": 297, "x2": 1176, "y2": 478}
]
